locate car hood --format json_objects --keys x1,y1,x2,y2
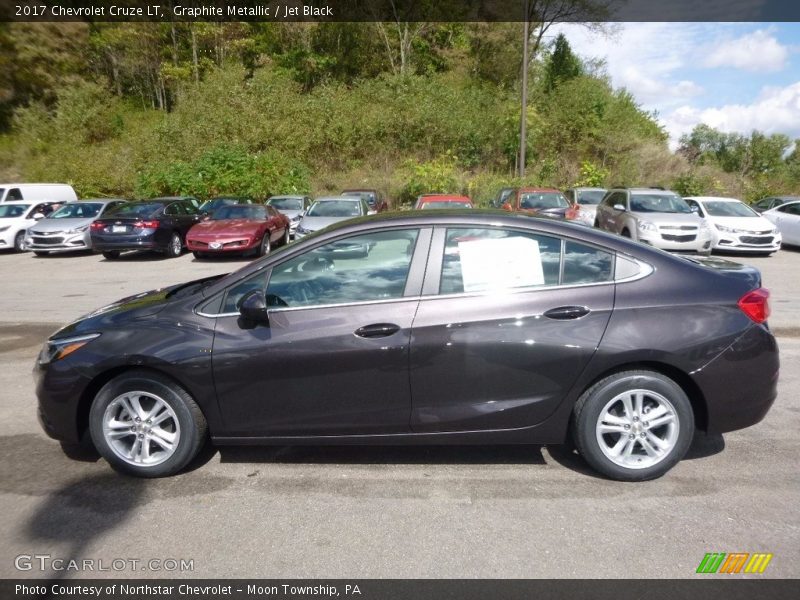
[
  {"x1": 707, "y1": 215, "x2": 776, "y2": 232},
  {"x1": 189, "y1": 219, "x2": 263, "y2": 237},
  {"x1": 298, "y1": 216, "x2": 352, "y2": 232},
  {"x1": 275, "y1": 209, "x2": 303, "y2": 220},
  {"x1": 51, "y1": 275, "x2": 225, "y2": 339},
  {"x1": 28, "y1": 217, "x2": 95, "y2": 232},
  {"x1": 634, "y1": 212, "x2": 703, "y2": 225}
]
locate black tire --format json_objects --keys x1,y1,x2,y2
[
  {"x1": 282, "y1": 227, "x2": 290, "y2": 246},
  {"x1": 192, "y1": 251, "x2": 206, "y2": 259},
  {"x1": 102, "y1": 251, "x2": 120, "y2": 260},
  {"x1": 620, "y1": 228, "x2": 631, "y2": 238},
  {"x1": 14, "y1": 232, "x2": 26, "y2": 252},
  {"x1": 165, "y1": 232, "x2": 182, "y2": 258},
  {"x1": 593, "y1": 219, "x2": 600, "y2": 228},
  {"x1": 257, "y1": 233, "x2": 271, "y2": 257},
  {"x1": 89, "y1": 370, "x2": 207, "y2": 478},
  {"x1": 34, "y1": 251, "x2": 50, "y2": 257},
  {"x1": 571, "y1": 370, "x2": 694, "y2": 482}
]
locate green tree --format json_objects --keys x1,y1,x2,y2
[{"x1": 543, "y1": 33, "x2": 583, "y2": 92}]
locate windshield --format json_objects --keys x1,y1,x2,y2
[
  {"x1": 0, "y1": 204, "x2": 29, "y2": 218},
  {"x1": 212, "y1": 205, "x2": 267, "y2": 220},
  {"x1": 50, "y1": 203, "x2": 103, "y2": 219},
  {"x1": 105, "y1": 202, "x2": 163, "y2": 218},
  {"x1": 520, "y1": 193, "x2": 569, "y2": 210},
  {"x1": 306, "y1": 200, "x2": 363, "y2": 217},
  {"x1": 704, "y1": 201, "x2": 759, "y2": 218},
  {"x1": 421, "y1": 201, "x2": 472, "y2": 209},
  {"x1": 576, "y1": 190, "x2": 605, "y2": 205},
  {"x1": 630, "y1": 194, "x2": 692, "y2": 214},
  {"x1": 268, "y1": 197, "x2": 303, "y2": 210}
]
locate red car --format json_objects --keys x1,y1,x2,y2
[
  {"x1": 503, "y1": 187, "x2": 579, "y2": 221},
  {"x1": 186, "y1": 204, "x2": 290, "y2": 258},
  {"x1": 414, "y1": 194, "x2": 474, "y2": 210}
]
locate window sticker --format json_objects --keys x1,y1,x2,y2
[{"x1": 457, "y1": 236, "x2": 545, "y2": 292}]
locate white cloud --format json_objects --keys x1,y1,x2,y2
[
  {"x1": 661, "y1": 82, "x2": 800, "y2": 149},
  {"x1": 553, "y1": 23, "x2": 710, "y2": 107},
  {"x1": 702, "y1": 29, "x2": 789, "y2": 72}
]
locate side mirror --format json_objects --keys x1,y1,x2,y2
[
  {"x1": 689, "y1": 206, "x2": 699, "y2": 214},
  {"x1": 613, "y1": 204, "x2": 625, "y2": 212},
  {"x1": 32, "y1": 212, "x2": 45, "y2": 220},
  {"x1": 501, "y1": 202, "x2": 513, "y2": 211},
  {"x1": 237, "y1": 290, "x2": 270, "y2": 325}
]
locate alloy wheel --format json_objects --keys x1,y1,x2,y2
[
  {"x1": 595, "y1": 389, "x2": 679, "y2": 469},
  {"x1": 102, "y1": 391, "x2": 181, "y2": 467}
]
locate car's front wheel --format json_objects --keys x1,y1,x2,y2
[
  {"x1": 572, "y1": 370, "x2": 694, "y2": 481},
  {"x1": 89, "y1": 370, "x2": 207, "y2": 477}
]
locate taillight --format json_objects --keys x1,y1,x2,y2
[
  {"x1": 738, "y1": 288, "x2": 770, "y2": 324},
  {"x1": 133, "y1": 220, "x2": 160, "y2": 229},
  {"x1": 90, "y1": 222, "x2": 105, "y2": 230}
]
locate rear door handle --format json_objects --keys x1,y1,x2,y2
[
  {"x1": 543, "y1": 306, "x2": 590, "y2": 320},
  {"x1": 354, "y1": 323, "x2": 401, "y2": 338}
]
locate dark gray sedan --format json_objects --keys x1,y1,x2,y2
[{"x1": 35, "y1": 211, "x2": 778, "y2": 481}]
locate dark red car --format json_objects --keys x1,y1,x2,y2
[
  {"x1": 414, "y1": 194, "x2": 474, "y2": 210},
  {"x1": 503, "y1": 187, "x2": 579, "y2": 222},
  {"x1": 186, "y1": 204, "x2": 290, "y2": 258}
]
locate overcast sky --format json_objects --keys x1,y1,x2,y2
[{"x1": 553, "y1": 22, "x2": 800, "y2": 149}]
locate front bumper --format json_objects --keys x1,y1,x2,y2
[
  {"x1": 712, "y1": 231, "x2": 782, "y2": 253},
  {"x1": 25, "y1": 230, "x2": 91, "y2": 253},
  {"x1": 187, "y1": 237, "x2": 257, "y2": 253},
  {"x1": 0, "y1": 227, "x2": 21, "y2": 249},
  {"x1": 639, "y1": 229, "x2": 713, "y2": 253},
  {"x1": 34, "y1": 356, "x2": 92, "y2": 444}
]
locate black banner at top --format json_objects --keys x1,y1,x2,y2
[{"x1": 2, "y1": 0, "x2": 800, "y2": 23}]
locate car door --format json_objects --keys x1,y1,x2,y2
[
  {"x1": 408, "y1": 226, "x2": 614, "y2": 433},
  {"x1": 209, "y1": 227, "x2": 431, "y2": 436},
  {"x1": 776, "y1": 203, "x2": 800, "y2": 244}
]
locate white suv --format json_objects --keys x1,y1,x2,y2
[{"x1": 595, "y1": 188, "x2": 712, "y2": 254}]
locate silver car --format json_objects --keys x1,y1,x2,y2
[
  {"x1": 266, "y1": 195, "x2": 313, "y2": 238},
  {"x1": 564, "y1": 187, "x2": 606, "y2": 227},
  {"x1": 295, "y1": 197, "x2": 370, "y2": 240},
  {"x1": 595, "y1": 188, "x2": 712, "y2": 254},
  {"x1": 25, "y1": 199, "x2": 127, "y2": 255}
]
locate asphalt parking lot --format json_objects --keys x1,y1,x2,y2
[{"x1": 0, "y1": 247, "x2": 798, "y2": 579}]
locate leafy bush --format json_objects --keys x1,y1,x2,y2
[{"x1": 136, "y1": 145, "x2": 310, "y2": 199}]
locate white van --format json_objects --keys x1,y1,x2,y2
[{"x1": 0, "y1": 183, "x2": 77, "y2": 203}]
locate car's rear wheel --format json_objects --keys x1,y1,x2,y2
[
  {"x1": 34, "y1": 251, "x2": 49, "y2": 257},
  {"x1": 102, "y1": 251, "x2": 120, "y2": 260},
  {"x1": 621, "y1": 228, "x2": 631, "y2": 238},
  {"x1": 14, "y1": 232, "x2": 26, "y2": 252},
  {"x1": 572, "y1": 370, "x2": 694, "y2": 481},
  {"x1": 282, "y1": 228, "x2": 290, "y2": 246},
  {"x1": 89, "y1": 370, "x2": 207, "y2": 478},
  {"x1": 165, "y1": 232, "x2": 182, "y2": 258},
  {"x1": 258, "y1": 234, "x2": 271, "y2": 257}
]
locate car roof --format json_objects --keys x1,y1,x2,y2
[
  {"x1": 314, "y1": 196, "x2": 362, "y2": 202},
  {"x1": 342, "y1": 189, "x2": 378, "y2": 193},
  {"x1": 268, "y1": 195, "x2": 305, "y2": 199},
  {"x1": 151, "y1": 196, "x2": 195, "y2": 201},
  {"x1": 571, "y1": 187, "x2": 606, "y2": 192},
  {"x1": 519, "y1": 187, "x2": 561, "y2": 193}
]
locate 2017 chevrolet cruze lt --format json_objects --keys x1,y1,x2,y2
[{"x1": 35, "y1": 211, "x2": 779, "y2": 480}]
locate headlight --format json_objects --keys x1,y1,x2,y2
[
  {"x1": 296, "y1": 226, "x2": 311, "y2": 235},
  {"x1": 38, "y1": 333, "x2": 100, "y2": 365},
  {"x1": 67, "y1": 225, "x2": 89, "y2": 234},
  {"x1": 637, "y1": 220, "x2": 657, "y2": 232},
  {"x1": 715, "y1": 224, "x2": 742, "y2": 234},
  {"x1": 291, "y1": 215, "x2": 302, "y2": 222}
]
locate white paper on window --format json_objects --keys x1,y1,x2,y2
[{"x1": 458, "y1": 236, "x2": 545, "y2": 292}]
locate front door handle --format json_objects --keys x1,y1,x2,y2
[
  {"x1": 543, "y1": 306, "x2": 590, "y2": 320},
  {"x1": 354, "y1": 323, "x2": 401, "y2": 338}
]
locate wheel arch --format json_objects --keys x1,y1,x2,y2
[
  {"x1": 76, "y1": 365, "x2": 207, "y2": 443},
  {"x1": 572, "y1": 361, "x2": 708, "y2": 432}
]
